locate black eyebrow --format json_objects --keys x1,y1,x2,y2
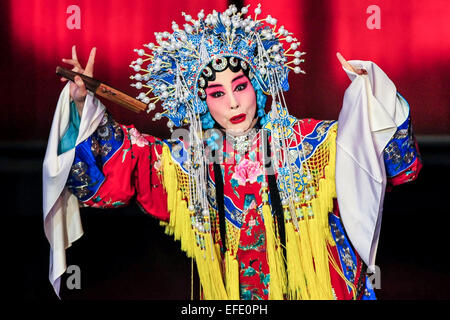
[
  {"x1": 206, "y1": 74, "x2": 247, "y2": 89},
  {"x1": 207, "y1": 83, "x2": 222, "y2": 89},
  {"x1": 232, "y1": 74, "x2": 246, "y2": 83}
]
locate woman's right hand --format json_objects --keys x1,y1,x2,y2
[{"x1": 60, "y1": 45, "x2": 96, "y2": 116}]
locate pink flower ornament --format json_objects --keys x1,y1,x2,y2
[
  {"x1": 231, "y1": 159, "x2": 264, "y2": 186},
  {"x1": 129, "y1": 128, "x2": 149, "y2": 147}
]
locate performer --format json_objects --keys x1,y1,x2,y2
[{"x1": 43, "y1": 4, "x2": 422, "y2": 300}]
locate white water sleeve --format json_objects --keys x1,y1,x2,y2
[
  {"x1": 335, "y1": 60, "x2": 409, "y2": 270},
  {"x1": 42, "y1": 83, "x2": 105, "y2": 297}
]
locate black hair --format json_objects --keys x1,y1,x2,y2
[{"x1": 197, "y1": 56, "x2": 252, "y2": 100}]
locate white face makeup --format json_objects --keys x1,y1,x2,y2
[{"x1": 205, "y1": 68, "x2": 257, "y2": 134}]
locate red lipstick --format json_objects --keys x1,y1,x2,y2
[{"x1": 230, "y1": 113, "x2": 246, "y2": 124}]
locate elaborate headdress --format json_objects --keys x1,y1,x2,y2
[{"x1": 129, "y1": 3, "x2": 305, "y2": 129}]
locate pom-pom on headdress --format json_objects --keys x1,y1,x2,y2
[{"x1": 129, "y1": 3, "x2": 306, "y2": 130}]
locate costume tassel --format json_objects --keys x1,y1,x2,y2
[
  {"x1": 299, "y1": 124, "x2": 337, "y2": 299},
  {"x1": 225, "y1": 250, "x2": 240, "y2": 300},
  {"x1": 262, "y1": 203, "x2": 287, "y2": 299},
  {"x1": 189, "y1": 233, "x2": 228, "y2": 300},
  {"x1": 295, "y1": 206, "x2": 322, "y2": 299},
  {"x1": 161, "y1": 145, "x2": 177, "y2": 230},
  {"x1": 285, "y1": 219, "x2": 309, "y2": 300},
  {"x1": 179, "y1": 198, "x2": 194, "y2": 257},
  {"x1": 302, "y1": 205, "x2": 334, "y2": 299},
  {"x1": 174, "y1": 190, "x2": 183, "y2": 241},
  {"x1": 161, "y1": 144, "x2": 228, "y2": 300}
]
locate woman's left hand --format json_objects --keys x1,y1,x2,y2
[{"x1": 336, "y1": 52, "x2": 368, "y2": 75}]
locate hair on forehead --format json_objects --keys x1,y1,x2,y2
[
  {"x1": 206, "y1": 73, "x2": 247, "y2": 89},
  {"x1": 198, "y1": 57, "x2": 251, "y2": 100}
]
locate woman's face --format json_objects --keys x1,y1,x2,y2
[{"x1": 205, "y1": 68, "x2": 257, "y2": 133}]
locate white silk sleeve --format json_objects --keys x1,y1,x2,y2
[
  {"x1": 335, "y1": 60, "x2": 409, "y2": 270},
  {"x1": 42, "y1": 83, "x2": 105, "y2": 297}
]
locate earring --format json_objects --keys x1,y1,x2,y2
[
  {"x1": 251, "y1": 77, "x2": 268, "y2": 126},
  {"x1": 201, "y1": 110, "x2": 215, "y2": 129},
  {"x1": 205, "y1": 130, "x2": 220, "y2": 151},
  {"x1": 256, "y1": 89, "x2": 267, "y2": 126}
]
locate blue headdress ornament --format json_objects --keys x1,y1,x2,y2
[{"x1": 130, "y1": 3, "x2": 305, "y2": 132}]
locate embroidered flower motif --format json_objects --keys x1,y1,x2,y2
[
  {"x1": 316, "y1": 121, "x2": 332, "y2": 138},
  {"x1": 129, "y1": 128, "x2": 149, "y2": 147},
  {"x1": 231, "y1": 159, "x2": 264, "y2": 186},
  {"x1": 262, "y1": 102, "x2": 297, "y2": 139}
]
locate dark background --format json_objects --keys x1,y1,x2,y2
[{"x1": 1, "y1": 0, "x2": 449, "y2": 300}]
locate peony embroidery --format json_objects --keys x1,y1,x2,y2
[
  {"x1": 129, "y1": 128, "x2": 149, "y2": 147},
  {"x1": 231, "y1": 159, "x2": 264, "y2": 186},
  {"x1": 122, "y1": 128, "x2": 149, "y2": 162}
]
